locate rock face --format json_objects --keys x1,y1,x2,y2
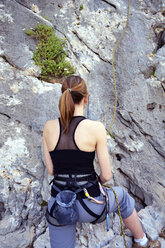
[{"x1": 0, "y1": 0, "x2": 164, "y2": 247}]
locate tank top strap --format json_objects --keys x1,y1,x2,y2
[
  {"x1": 53, "y1": 118, "x2": 62, "y2": 151},
  {"x1": 72, "y1": 116, "x2": 86, "y2": 150}
]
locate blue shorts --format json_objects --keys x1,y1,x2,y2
[{"x1": 47, "y1": 186, "x2": 135, "y2": 248}]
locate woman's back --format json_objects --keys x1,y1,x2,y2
[
  {"x1": 48, "y1": 116, "x2": 97, "y2": 175},
  {"x1": 43, "y1": 116, "x2": 111, "y2": 181},
  {"x1": 45, "y1": 116, "x2": 99, "y2": 153}
]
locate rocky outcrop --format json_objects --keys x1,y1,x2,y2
[{"x1": 0, "y1": 0, "x2": 164, "y2": 247}]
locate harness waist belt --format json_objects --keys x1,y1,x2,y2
[
  {"x1": 51, "y1": 182, "x2": 100, "y2": 199},
  {"x1": 54, "y1": 173, "x2": 97, "y2": 182}
]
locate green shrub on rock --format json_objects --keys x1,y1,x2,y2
[
  {"x1": 24, "y1": 23, "x2": 75, "y2": 80},
  {"x1": 79, "y1": 5, "x2": 83, "y2": 11}
]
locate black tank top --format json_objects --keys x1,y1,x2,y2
[{"x1": 49, "y1": 116, "x2": 95, "y2": 175}]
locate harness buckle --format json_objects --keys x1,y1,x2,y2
[{"x1": 66, "y1": 175, "x2": 79, "y2": 191}]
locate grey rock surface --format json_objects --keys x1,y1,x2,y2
[
  {"x1": 33, "y1": 206, "x2": 165, "y2": 248},
  {"x1": 33, "y1": 227, "x2": 51, "y2": 248},
  {"x1": 0, "y1": 57, "x2": 61, "y2": 132},
  {"x1": 0, "y1": 0, "x2": 164, "y2": 247}
]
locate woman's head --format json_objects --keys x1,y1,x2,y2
[{"x1": 59, "y1": 75, "x2": 88, "y2": 133}]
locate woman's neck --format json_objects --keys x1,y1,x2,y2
[{"x1": 73, "y1": 103, "x2": 84, "y2": 116}]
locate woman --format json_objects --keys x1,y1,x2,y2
[{"x1": 43, "y1": 75, "x2": 160, "y2": 248}]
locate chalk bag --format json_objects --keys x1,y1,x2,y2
[{"x1": 51, "y1": 190, "x2": 79, "y2": 225}]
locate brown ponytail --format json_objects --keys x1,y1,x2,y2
[{"x1": 59, "y1": 75, "x2": 88, "y2": 133}]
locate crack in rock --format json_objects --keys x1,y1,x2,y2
[
  {"x1": 72, "y1": 30, "x2": 112, "y2": 64},
  {"x1": 53, "y1": 27, "x2": 81, "y2": 61},
  {"x1": 101, "y1": 0, "x2": 117, "y2": 9},
  {"x1": 14, "y1": 0, "x2": 31, "y2": 11},
  {"x1": 161, "y1": 83, "x2": 165, "y2": 92},
  {"x1": 129, "y1": 115, "x2": 165, "y2": 159},
  {"x1": 0, "y1": 55, "x2": 18, "y2": 69},
  {"x1": 14, "y1": 0, "x2": 53, "y2": 26},
  {"x1": 147, "y1": 138, "x2": 165, "y2": 159},
  {"x1": 82, "y1": 63, "x2": 90, "y2": 73},
  {"x1": 0, "y1": 112, "x2": 11, "y2": 119}
]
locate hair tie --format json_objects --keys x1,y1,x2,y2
[{"x1": 68, "y1": 88, "x2": 71, "y2": 93}]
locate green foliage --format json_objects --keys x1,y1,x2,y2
[
  {"x1": 150, "y1": 71, "x2": 156, "y2": 77},
  {"x1": 24, "y1": 29, "x2": 36, "y2": 37},
  {"x1": 150, "y1": 68, "x2": 156, "y2": 77},
  {"x1": 79, "y1": 5, "x2": 83, "y2": 11},
  {"x1": 108, "y1": 132, "x2": 115, "y2": 139},
  {"x1": 24, "y1": 23, "x2": 75, "y2": 80},
  {"x1": 38, "y1": 200, "x2": 48, "y2": 207}
]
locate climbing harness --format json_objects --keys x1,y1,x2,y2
[
  {"x1": 83, "y1": 187, "x2": 104, "y2": 204},
  {"x1": 46, "y1": 175, "x2": 127, "y2": 246},
  {"x1": 107, "y1": 0, "x2": 131, "y2": 136},
  {"x1": 46, "y1": 173, "x2": 107, "y2": 226}
]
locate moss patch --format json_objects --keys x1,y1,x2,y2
[
  {"x1": 24, "y1": 23, "x2": 75, "y2": 81},
  {"x1": 79, "y1": 5, "x2": 83, "y2": 11},
  {"x1": 38, "y1": 199, "x2": 48, "y2": 207},
  {"x1": 150, "y1": 67, "x2": 156, "y2": 77}
]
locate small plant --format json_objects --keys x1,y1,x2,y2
[
  {"x1": 150, "y1": 68, "x2": 156, "y2": 77},
  {"x1": 79, "y1": 5, "x2": 83, "y2": 11},
  {"x1": 24, "y1": 23, "x2": 75, "y2": 80},
  {"x1": 150, "y1": 71, "x2": 156, "y2": 77},
  {"x1": 38, "y1": 200, "x2": 48, "y2": 207},
  {"x1": 108, "y1": 132, "x2": 115, "y2": 139}
]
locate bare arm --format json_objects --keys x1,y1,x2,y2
[
  {"x1": 42, "y1": 122, "x2": 54, "y2": 176},
  {"x1": 96, "y1": 122, "x2": 112, "y2": 184}
]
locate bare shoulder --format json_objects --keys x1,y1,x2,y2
[
  {"x1": 83, "y1": 119, "x2": 106, "y2": 134},
  {"x1": 43, "y1": 119, "x2": 59, "y2": 134},
  {"x1": 94, "y1": 121, "x2": 107, "y2": 137},
  {"x1": 86, "y1": 119, "x2": 105, "y2": 128},
  {"x1": 44, "y1": 119, "x2": 58, "y2": 127}
]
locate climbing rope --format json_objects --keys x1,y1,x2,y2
[
  {"x1": 103, "y1": 184, "x2": 127, "y2": 248},
  {"x1": 107, "y1": 0, "x2": 131, "y2": 135},
  {"x1": 105, "y1": 1, "x2": 131, "y2": 247}
]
